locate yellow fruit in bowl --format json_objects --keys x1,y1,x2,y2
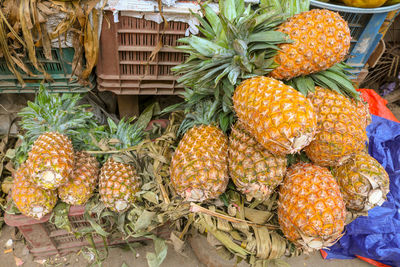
[
  {"x1": 385, "y1": 0, "x2": 400, "y2": 4},
  {"x1": 341, "y1": 0, "x2": 387, "y2": 8}
]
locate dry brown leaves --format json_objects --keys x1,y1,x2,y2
[
  {"x1": 0, "y1": 0, "x2": 102, "y2": 86},
  {"x1": 189, "y1": 192, "x2": 303, "y2": 265}
]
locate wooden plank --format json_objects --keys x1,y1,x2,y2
[{"x1": 117, "y1": 95, "x2": 139, "y2": 119}]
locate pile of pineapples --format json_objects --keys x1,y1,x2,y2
[
  {"x1": 10, "y1": 86, "x2": 151, "y2": 219},
  {"x1": 168, "y1": 0, "x2": 391, "y2": 256}
]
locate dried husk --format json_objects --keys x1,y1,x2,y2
[
  {"x1": 190, "y1": 191, "x2": 303, "y2": 266},
  {"x1": 0, "y1": 0, "x2": 102, "y2": 86}
]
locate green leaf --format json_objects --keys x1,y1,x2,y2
[
  {"x1": 214, "y1": 65, "x2": 234, "y2": 86},
  {"x1": 135, "y1": 102, "x2": 155, "y2": 131},
  {"x1": 142, "y1": 191, "x2": 159, "y2": 204},
  {"x1": 221, "y1": 0, "x2": 237, "y2": 22},
  {"x1": 146, "y1": 237, "x2": 168, "y2": 267},
  {"x1": 232, "y1": 39, "x2": 247, "y2": 56},
  {"x1": 121, "y1": 263, "x2": 129, "y2": 267},
  {"x1": 219, "y1": 113, "x2": 231, "y2": 132},
  {"x1": 134, "y1": 210, "x2": 157, "y2": 232},
  {"x1": 228, "y1": 66, "x2": 241, "y2": 85},
  {"x1": 203, "y1": 5, "x2": 221, "y2": 35},
  {"x1": 188, "y1": 36, "x2": 220, "y2": 57},
  {"x1": 248, "y1": 31, "x2": 290, "y2": 43}
]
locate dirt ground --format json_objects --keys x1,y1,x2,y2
[{"x1": 0, "y1": 224, "x2": 370, "y2": 267}]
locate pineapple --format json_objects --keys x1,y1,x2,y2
[
  {"x1": 270, "y1": 9, "x2": 351, "y2": 80},
  {"x1": 12, "y1": 164, "x2": 57, "y2": 219},
  {"x1": 99, "y1": 118, "x2": 143, "y2": 212},
  {"x1": 27, "y1": 132, "x2": 74, "y2": 190},
  {"x1": 228, "y1": 121, "x2": 287, "y2": 201},
  {"x1": 173, "y1": 0, "x2": 351, "y2": 90},
  {"x1": 170, "y1": 102, "x2": 229, "y2": 202},
  {"x1": 278, "y1": 163, "x2": 346, "y2": 251},
  {"x1": 352, "y1": 99, "x2": 372, "y2": 129},
  {"x1": 304, "y1": 87, "x2": 368, "y2": 167},
  {"x1": 100, "y1": 158, "x2": 140, "y2": 212},
  {"x1": 232, "y1": 76, "x2": 317, "y2": 155},
  {"x1": 332, "y1": 153, "x2": 390, "y2": 212},
  {"x1": 18, "y1": 85, "x2": 93, "y2": 190},
  {"x1": 58, "y1": 152, "x2": 100, "y2": 205}
]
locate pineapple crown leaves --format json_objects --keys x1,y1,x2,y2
[
  {"x1": 172, "y1": 0, "x2": 290, "y2": 90},
  {"x1": 286, "y1": 62, "x2": 361, "y2": 100},
  {"x1": 260, "y1": 0, "x2": 310, "y2": 19},
  {"x1": 18, "y1": 84, "x2": 95, "y2": 146},
  {"x1": 163, "y1": 82, "x2": 235, "y2": 133},
  {"x1": 177, "y1": 99, "x2": 223, "y2": 136},
  {"x1": 105, "y1": 117, "x2": 144, "y2": 150},
  {"x1": 101, "y1": 103, "x2": 156, "y2": 150}
]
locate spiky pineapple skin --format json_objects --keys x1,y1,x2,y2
[
  {"x1": 99, "y1": 158, "x2": 141, "y2": 212},
  {"x1": 270, "y1": 9, "x2": 351, "y2": 80},
  {"x1": 332, "y1": 153, "x2": 389, "y2": 212},
  {"x1": 304, "y1": 87, "x2": 368, "y2": 167},
  {"x1": 12, "y1": 164, "x2": 57, "y2": 219},
  {"x1": 351, "y1": 99, "x2": 372, "y2": 129},
  {"x1": 228, "y1": 121, "x2": 287, "y2": 201},
  {"x1": 232, "y1": 77, "x2": 317, "y2": 155},
  {"x1": 58, "y1": 152, "x2": 100, "y2": 205},
  {"x1": 170, "y1": 125, "x2": 229, "y2": 202},
  {"x1": 27, "y1": 132, "x2": 74, "y2": 190},
  {"x1": 278, "y1": 163, "x2": 346, "y2": 251}
]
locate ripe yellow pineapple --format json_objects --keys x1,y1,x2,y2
[
  {"x1": 351, "y1": 99, "x2": 372, "y2": 129},
  {"x1": 278, "y1": 163, "x2": 346, "y2": 251},
  {"x1": 27, "y1": 132, "x2": 74, "y2": 190},
  {"x1": 12, "y1": 164, "x2": 57, "y2": 219},
  {"x1": 18, "y1": 85, "x2": 93, "y2": 190},
  {"x1": 171, "y1": 125, "x2": 229, "y2": 202},
  {"x1": 304, "y1": 87, "x2": 368, "y2": 167},
  {"x1": 58, "y1": 152, "x2": 100, "y2": 205},
  {"x1": 99, "y1": 158, "x2": 141, "y2": 212},
  {"x1": 232, "y1": 76, "x2": 317, "y2": 155},
  {"x1": 228, "y1": 121, "x2": 287, "y2": 201},
  {"x1": 332, "y1": 153, "x2": 390, "y2": 212},
  {"x1": 98, "y1": 118, "x2": 144, "y2": 212},
  {"x1": 270, "y1": 9, "x2": 351, "y2": 80},
  {"x1": 170, "y1": 101, "x2": 229, "y2": 202}
]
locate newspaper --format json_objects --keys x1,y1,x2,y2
[{"x1": 105, "y1": 0, "x2": 259, "y2": 36}]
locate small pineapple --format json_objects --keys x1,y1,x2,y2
[
  {"x1": 332, "y1": 153, "x2": 390, "y2": 212},
  {"x1": 58, "y1": 152, "x2": 100, "y2": 205},
  {"x1": 99, "y1": 118, "x2": 143, "y2": 212},
  {"x1": 228, "y1": 121, "x2": 287, "y2": 201},
  {"x1": 278, "y1": 163, "x2": 346, "y2": 251},
  {"x1": 12, "y1": 164, "x2": 57, "y2": 219},
  {"x1": 18, "y1": 85, "x2": 93, "y2": 190},
  {"x1": 170, "y1": 102, "x2": 229, "y2": 202},
  {"x1": 232, "y1": 76, "x2": 317, "y2": 155},
  {"x1": 304, "y1": 87, "x2": 368, "y2": 167}
]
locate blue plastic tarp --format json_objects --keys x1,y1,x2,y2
[{"x1": 323, "y1": 115, "x2": 400, "y2": 267}]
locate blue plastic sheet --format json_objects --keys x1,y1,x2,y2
[{"x1": 323, "y1": 115, "x2": 400, "y2": 266}]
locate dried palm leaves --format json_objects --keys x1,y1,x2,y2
[
  {"x1": 188, "y1": 191, "x2": 302, "y2": 265},
  {"x1": 0, "y1": 0, "x2": 102, "y2": 86}
]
